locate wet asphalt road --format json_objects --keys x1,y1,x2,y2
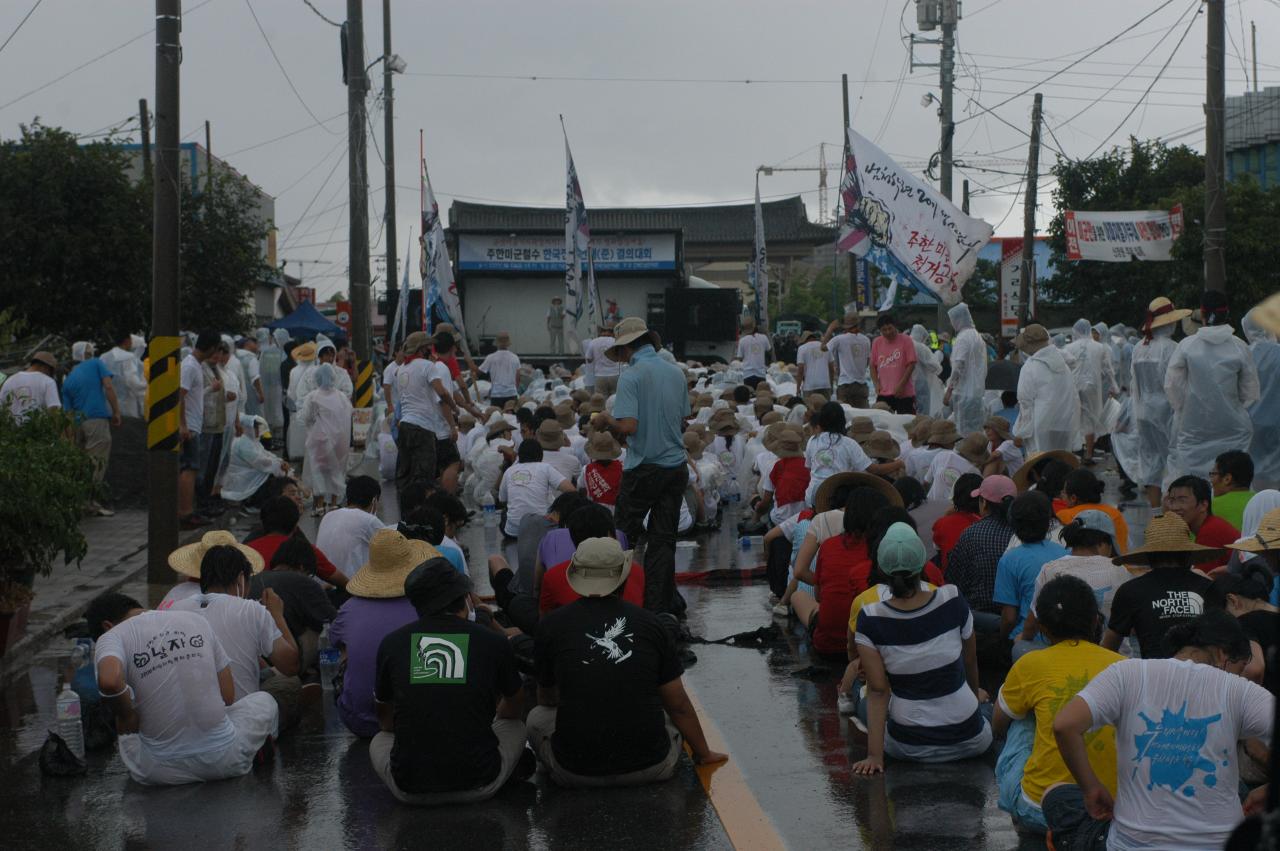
[{"x1": 0, "y1": 465, "x2": 1151, "y2": 850}]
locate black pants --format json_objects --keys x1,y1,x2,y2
[
  {"x1": 743, "y1": 375, "x2": 766, "y2": 390},
  {"x1": 394, "y1": 422, "x2": 437, "y2": 496},
  {"x1": 615, "y1": 463, "x2": 688, "y2": 614},
  {"x1": 489, "y1": 395, "x2": 516, "y2": 409},
  {"x1": 877, "y1": 394, "x2": 916, "y2": 415},
  {"x1": 765, "y1": 535, "x2": 792, "y2": 598},
  {"x1": 491, "y1": 568, "x2": 540, "y2": 636}
]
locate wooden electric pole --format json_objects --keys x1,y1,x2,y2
[
  {"x1": 381, "y1": 0, "x2": 398, "y2": 354},
  {"x1": 1019, "y1": 93, "x2": 1043, "y2": 328},
  {"x1": 139, "y1": 98, "x2": 151, "y2": 183},
  {"x1": 347, "y1": 0, "x2": 372, "y2": 357},
  {"x1": 1205, "y1": 0, "x2": 1226, "y2": 293}
]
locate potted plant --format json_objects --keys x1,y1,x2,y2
[{"x1": 0, "y1": 406, "x2": 98, "y2": 655}]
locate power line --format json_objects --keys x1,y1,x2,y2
[
  {"x1": 222, "y1": 111, "x2": 345, "y2": 157},
  {"x1": 0, "y1": 0, "x2": 42, "y2": 57},
  {"x1": 1081, "y1": 0, "x2": 1201, "y2": 160},
  {"x1": 0, "y1": 0, "x2": 217, "y2": 113},
  {"x1": 243, "y1": 0, "x2": 338, "y2": 135},
  {"x1": 281, "y1": 148, "x2": 347, "y2": 246},
  {"x1": 274, "y1": 136, "x2": 346, "y2": 197},
  {"x1": 956, "y1": 0, "x2": 1179, "y2": 124},
  {"x1": 300, "y1": 0, "x2": 341, "y2": 27}
]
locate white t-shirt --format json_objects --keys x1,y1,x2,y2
[
  {"x1": 382, "y1": 361, "x2": 400, "y2": 402},
  {"x1": 397, "y1": 358, "x2": 452, "y2": 437},
  {"x1": 158, "y1": 580, "x2": 202, "y2": 610},
  {"x1": 590, "y1": 336, "x2": 621, "y2": 377},
  {"x1": 1077, "y1": 658, "x2": 1274, "y2": 850},
  {"x1": 925, "y1": 449, "x2": 980, "y2": 502},
  {"x1": 498, "y1": 461, "x2": 567, "y2": 537},
  {"x1": 542, "y1": 446, "x2": 582, "y2": 487},
  {"x1": 797, "y1": 340, "x2": 834, "y2": 390},
  {"x1": 0, "y1": 371, "x2": 61, "y2": 418},
  {"x1": 904, "y1": 445, "x2": 942, "y2": 482},
  {"x1": 827, "y1": 332, "x2": 871, "y2": 385},
  {"x1": 736, "y1": 333, "x2": 772, "y2": 378},
  {"x1": 803, "y1": 432, "x2": 872, "y2": 506},
  {"x1": 315, "y1": 507, "x2": 387, "y2": 575},
  {"x1": 95, "y1": 610, "x2": 235, "y2": 759},
  {"x1": 1033, "y1": 555, "x2": 1134, "y2": 624},
  {"x1": 180, "y1": 353, "x2": 205, "y2": 434},
  {"x1": 171, "y1": 593, "x2": 281, "y2": 700},
  {"x1": 479, "y1": 349, "x2": 521, "y2": 398},
  {"x1": 995, "y1": 439, "x2": 1024, "y2": 479}
]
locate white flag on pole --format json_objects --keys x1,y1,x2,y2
[
  {"x1": 563, "y1": 129, "x2": 597, "y2": 323},
  {"x1": 390, "y1": 228, "x2": 413, "y2": 346},
  {"x1": 421, "y1": 157, "x2": 465, "y2": 335},
  {"x1": 751, "y1": 182, "x2": 768, "y2": 330},
  {"x1": 837, "y1": 126, "x2": 993, "y2": 305}
]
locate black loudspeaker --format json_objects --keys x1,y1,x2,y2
[{"x1": 663, "y1": 288, "x2": 741, "y2": 342}]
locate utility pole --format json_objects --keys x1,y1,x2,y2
[
  {"x1": 842, "y1": 72, "x2": 857, "y2": 311},
  {"x1": 962, "y1": 179, "x2": 970, "y2": 215},
  {"x1": 1019, "y1": 93, "x2": 1043, "y2": 329},
  {"x1": 1252, "y1": 21, "x2": 1258, "y2": 93},
  {"x1": 939, "y1": 7, "x2": 956, "y2": 200},
  {"x1": 1205, "y1": 0, "x2": 1226, "y2": 293},
  {"x1": 346, "y1": 0, "x2": 372, "y2": 358},
  {"x1": 381, "y1": 0, "x2": 398, "y2": 354},
  {"x1": 139, "y1": 98, "x2": 152, "y2": 183},
  {"x1": 204, "y1": 119, "x2": 212, "y2": 195},
  {"x1": 147, "y1": 0, "x2": 181, "y2": 597}
]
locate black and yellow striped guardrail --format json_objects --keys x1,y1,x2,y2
[
  {"x1": 354, "y1": 359, "x2": 374, "y2": 408},
  {"x1": 147, "y1": 335, "x2": 181, "y2": 450}
]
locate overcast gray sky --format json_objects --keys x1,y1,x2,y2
[{"x1": 3, "y1": 0, "x2": 1275, "y2": 298}]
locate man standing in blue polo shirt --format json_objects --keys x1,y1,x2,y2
[
  {"x1": 62, "y1": 340, "x2": 122, "y2": 517},
  {"x1": 598, "y1": 317, "x2": 690, "y2": 615}
]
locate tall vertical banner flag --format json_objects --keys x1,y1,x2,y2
[
  {"x1": 837, "y1": 126, "x2": 993, "y2": 305},
  {"x1": 751, "y1": 182, "x2": 769, "y2": 330},
  {"x1": 389, "y1": 228, "x2": 413, "y2": 346},
  {"x1": 563, "y1": 129, "x2": 598, "y2": 324},
  {"x1": 420, "y1": 157, "x2": 465, "y2": 336}
]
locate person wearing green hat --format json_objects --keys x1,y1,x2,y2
[{"x1": 851, "y1": 522, "x2": 992, "y2": 775}]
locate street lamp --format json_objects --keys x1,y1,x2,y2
[{"x1": 367, "y1": 52, "x2": 407, "y2": 74}]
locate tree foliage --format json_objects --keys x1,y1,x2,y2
[
  {"x1": 1044, "y1": 138, "x2": 1280, "y2": 323},
  {"x1": 0, "y1": 121, "x2": 274, "y2": 343}
]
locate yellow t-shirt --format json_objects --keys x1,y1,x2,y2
[
  {"x1": 848, "y1": 582, "x2": 937, "y2": 633},
  {"x1": 997, "y1": 640, "x2": 1124, "y2": 805}
]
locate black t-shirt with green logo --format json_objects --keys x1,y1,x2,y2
[
  {"x1": 375, "y1": 614, "x2": 521, "y2": 794},
  {"x1": 535, "y1": 597, "x2": 684, "y2": 776}
]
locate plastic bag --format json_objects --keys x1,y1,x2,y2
[{"x1": 39, "y1": 732, "x2": 86, "y2": 777}]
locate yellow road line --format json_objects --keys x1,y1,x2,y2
[{"x1": 685, "y1": 682, "x2": 787, "y2": 851}]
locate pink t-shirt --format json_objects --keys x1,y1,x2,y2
[{"x1": 870, "y1": 334, "x2": 918, "y2": 397}]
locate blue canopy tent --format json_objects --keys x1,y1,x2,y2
[{"x1": 267, "y1": 301, "x2": 344, "y2": 344}]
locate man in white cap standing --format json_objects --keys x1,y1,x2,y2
[{"x1": 596, "y1": 318, "x2": 689, "y2": 615}]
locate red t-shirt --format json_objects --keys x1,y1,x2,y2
[
  {"x1": 582, "y1": 460, "x2": 623, "y2": 507},
  {"x1": 432, "y1": 349, "x2": 462, "y2": 380},
  {"x1": 1195, "y1": 515, "x2": 1239, "y2": 571},
  {"x1": 769, "y1": 456, "x2": 811, "y2": 507},
  {"x1": 923, "y1": 561, "x2": 946, "y2": 586},
  {"x1": 932, "y1": 511, "x2": 980, "y2": 574},
  {"x1": 812, "y1": 536, "x2": 871, "y2": 655},
  {"x1": 539, "y1": 559, "x2": 646, "y2": 613},
  {"x1": 247, "y1": 532, "x2": 340, "y2": 581}
]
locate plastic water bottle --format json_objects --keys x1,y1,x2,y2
[
  {"x1": 739, "y1": 535, "x2": 752, "y2": 550},
  {"x1": 56, "y1": 682, "x2": 85, "y2": 760},
  {"x1": 481, "y1": 494, "x2": 498, "y2": 528},
  {"x1": 317, "y1": 629, "x2": 340, "y2": 691}
]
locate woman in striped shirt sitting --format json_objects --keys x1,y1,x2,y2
[{"x1": 851, "y1": 522, "x2": 993, "y2": 774}]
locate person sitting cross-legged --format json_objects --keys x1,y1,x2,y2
[
  {"x1": 370, "y1": 559, "x2": 532, "y2": 805},
  {"x1": 86, "y1": 592, "x2": 278, "y2": 786},
  {"x1": 528, "y1": 537, "x2": 727, "y2": 786}
]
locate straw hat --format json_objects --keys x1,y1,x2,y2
[
  {"x1": 686, "y1": 422, "x2": 710, "y2": 446},
  {"x1": 585, "y1": 430, "x2": 622, "y2": 461},
  {"x1": 1012, "y1": 449, "x2": 1081, "y2": 493},
  {"x1": 1145, "y1": 296, "x2": 1193, "y2": 331},
  {"x1": 1226, "y1": 507, "x2": 1280, "y2": 554},
  {"x1": 1252, "y1": 292, "x2": 1280, "y2": 337},
  {"x1": 910, "y1": 416, "x2": 935, "y2": 445},
  {"x1": 708, "y1": 409, "x2": 740, "y2": 435},
  {"x1": 536, "y1": 419, "x2": 569, "y2": 450},
  {"x1": 292, "y1": 342, "x2": 318, "y2": 363},
  {"x1": 760, "y1": 410, "x2": 783, "y2": 426},
  {"x1": 760, "y1": 422, "x2": 789, "y2": 453},
  {"x1": 798, "y1": 330, "x2": 819, "y2": 344},
  {"x1": 772, "y1": 428, "x2": 804, "y2": 459},
  {"x1": 753, "y1": 394, "x2": 775, "y2": 416},
  {"x1": 607, "y1": 317, "x2": 661, "y2": 362},
  {"x1": 1114, "y1": 513, "x2": 1225, "y2": 566},
  {"x1": 347, "y1": 529, "x2": 440, "y2": 599},
  {"x1": 814, "y1": 471, "x2": 903, "y2": 514},
  {"x1": 927, "y1": 419, "x2": 962, "y2": 447},
  {"x1": 566, "y1": 537, "x2": 634, "y2": 598},
  {"x1": 984, "y1": 415, "x2": 1012, "y2": 442},
  {"x1": 849, "y1": 417, "x2": 876, "y2": 443},
  {"x1": 1013, "y1": 324, "x2": 1051, "y2": 355},
  {"x1": 582, "y1": 393, "x2": 607, "y2": 414},
  {"x1": 742, "y1": 316, "x2": 757, "y2": 332},
  {"x1": 168, "y1": 530, "x2": 265, "y2": 579},
  {"x1": 29, "y1": 351, "x2": 57, "y2": 370},
  {"x1": 403, "y1": 331, "x2": 431, "y2": 354},
  {"x1": 486, "y1": 416, "x2": 515, "y2": 439},
  {"x1": 955, "y1": 432, "x2": 991, "y2": 467},
  {"x1": 554, "y1": 401, "x2": 577, "y2": 429},
  {"x1": 863, "y1": 430, "x2": 901, "y2": 462},
  {"x1": 683, "y1": 430, "x2": 705, "y2": 460},
  {"x1": 841, "y1": 312, "x2": 860, "y2": 330},
  {"x1": 495, "y1": 330, "x2": 512, "y2": 346},
  {"x1": 805, "y1": 392, "x2": 828, "y2": 412}
]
